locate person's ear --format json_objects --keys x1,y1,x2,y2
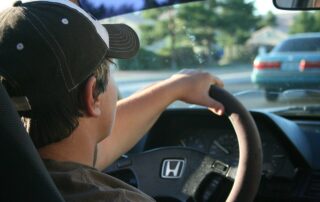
[{"x1": 84, "y1": 76, "x2": 101, "y2": 117}]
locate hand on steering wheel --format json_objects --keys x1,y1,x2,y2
[{"x1": 107, "y1": 86, "x2": 262, "y2": 202}]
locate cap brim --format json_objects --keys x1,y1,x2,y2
[{"x1": 103, "y1": 24, "x2": 140, "y2": 59}]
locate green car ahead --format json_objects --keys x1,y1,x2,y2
[{"x1": 251, "y1": 32, "x2": 320, "y2": 101}]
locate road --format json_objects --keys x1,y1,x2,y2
[
  {"x1": 114, "y1": 65, "x2": 253, "y2": 96},
  {"x1": 114, "y1": 66, "x2": 320, "y2": 110}
]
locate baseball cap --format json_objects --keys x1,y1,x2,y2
[{"x1": 0, "y1": 0, "x2": 139, "y2": 110}]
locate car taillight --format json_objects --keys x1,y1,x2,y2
[
  {"x1": 253, "y1": 61, "x2": 281, "y2": 70},
  {"x1": 299, "y1": 60, "x2": 320, "y2": 71}
]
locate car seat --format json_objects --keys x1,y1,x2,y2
[{"x1": 0, "y1": 82, "x2": 64, "y2": 201}]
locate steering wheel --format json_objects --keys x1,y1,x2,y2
[{"x1": 106, "y1": 86, "x2": 263, "y2": 202}]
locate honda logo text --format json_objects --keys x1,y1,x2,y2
[{"x1": 161, "y1": 159, "x2": 185, "y2": 179}]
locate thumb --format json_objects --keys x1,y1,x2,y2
[{"x1": 202, "y1": 95, "x2": 225, "y2": 116}]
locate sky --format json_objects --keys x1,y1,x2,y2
[
  {"x1": 253, "y1": 0, "x2": 295, "y2": 15},
  {"x1": 0, "y1": 0, "x2": 294, "y2": 15}
]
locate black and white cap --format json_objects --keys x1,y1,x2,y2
[{"x1": 0, "y1": 0, "x2": 139, "y2": 104}]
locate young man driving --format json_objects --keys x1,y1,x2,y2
[{"x1": 0, "y1": 0, "x2": 224, "y2": 201}]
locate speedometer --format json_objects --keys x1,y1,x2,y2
[
  {"x1": 209, "y1": 133, "x2": 239, "y2": 166},
  {"x1": 180, "y1": 135, "x2": 207, "y2": 153}
]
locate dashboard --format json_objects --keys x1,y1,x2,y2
[
  {"x1": 144, "y1": 109, "x2": 301, "y2": 176},
  {"x1": 120, "y1": 108, "x2": 320, "y2": 201}
]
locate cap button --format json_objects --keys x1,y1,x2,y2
[{"x1": 13, "y1": 1, "x2": 23, "y2": 7}]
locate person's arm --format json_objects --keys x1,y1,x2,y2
[{"x1": 95, "y1": 70, "x2": 224, "y2": 170}]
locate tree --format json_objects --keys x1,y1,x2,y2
[
  {"x1": 289, "y1": 11, "x2": 320, "y2": 34},
  {"x1": 177, "y1": 1, "x2": 220, "y2": 64},
  {"x1": 177, "y1": 0, "x2": 259, "y2": 63},
  {"x1": 217, "y1": 0, "x2": 258, "y2": 44},
  {"x1": 140, "y1": 8, "x2": 179, "y2": 69},
  {"x1": 313, "y1": 12, "x2": 320, "y2": 31},
  {"x1": 258, "y1": 11, "x2": 277, "y2": 28},
  {"x1": 139, "y1": 0, "x2": 259, "y2": 67}
]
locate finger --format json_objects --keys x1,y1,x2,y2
[
  {"x1": 211, "y1": 75, "x2": 224, "y2": 88},
  {"x1": 203, "y1": 96, "x2": 225, "y2": 116}
]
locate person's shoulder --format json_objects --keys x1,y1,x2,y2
[
  {"x1": 42, "y1": 159, "x2": 155, "y2": 202},
  {"x1": 42, "y1": 159, "x2": 94, "y2": 172},
  {"x1": 83, "y1": 168, "x2": 155, "y2": 201}
]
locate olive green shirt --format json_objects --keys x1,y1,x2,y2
[{"x1": 43, "y1": 159, "x2": 155, "y2": 202}]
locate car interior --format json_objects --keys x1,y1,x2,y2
[{"x1": 1, "y1": 0, "x2": 320, "y2": 201}]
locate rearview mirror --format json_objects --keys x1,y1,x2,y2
[{"x1": 273, "y1": 0, "x2": 320, "y2": 10}]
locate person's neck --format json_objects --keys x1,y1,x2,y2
[{"x1": 39, "y1": 120, "x2": 99, "y2": 168}]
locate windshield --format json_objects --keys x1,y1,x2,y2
[
  {"x1": 97, "y1": 0, "x2": 320, "y2": 113},
  {"x1": 3, "y1": 0, "x2": 319, "y2": 114}
]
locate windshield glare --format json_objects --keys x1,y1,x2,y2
[{"x1": 100, "y1": 0, "x2": 320, "y2": 113}]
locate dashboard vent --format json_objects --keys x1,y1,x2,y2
[{"x1": 305, "y1": 172, "x2": 320, "y2": 199}]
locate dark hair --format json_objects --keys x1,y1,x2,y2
[{"x1": 28, "y1": 59, "x2": 111, "y2": 148}]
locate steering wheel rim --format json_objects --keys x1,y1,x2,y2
[
  {"x1": 209, "y1": 86, "x2": 262, "y2": 202},
  {"x1": 107, "y1": 86, "x2": 262, "y2": 202}
]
